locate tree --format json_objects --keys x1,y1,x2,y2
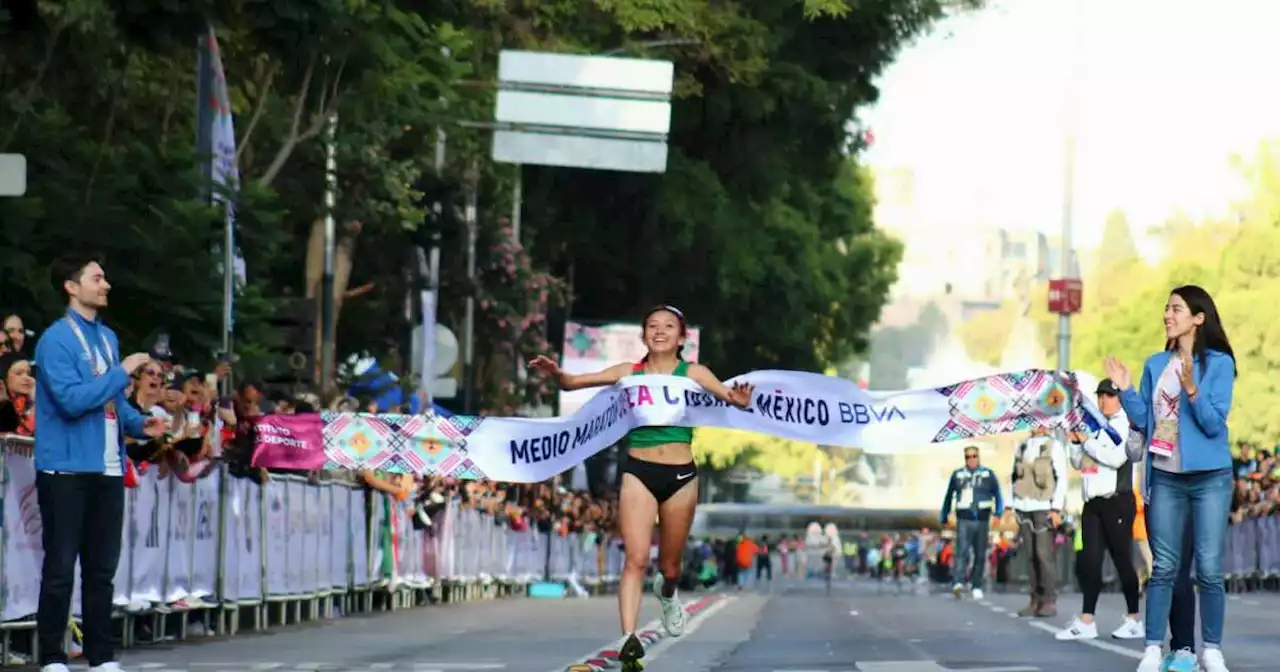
[
  {"x1": 1097, "y1": 210, "x2": 1138, "y2": 270},
  {"x1": 958, "y1": 304, "x2": 1015, "y2": 366},
  {"x1": 0, "y1": 0, "x2": 975, "y2": 417},
  {"x1": 487, "y1": 0, "x2": 961, "y2": 374},
  {"x1": 0, "y1": 0, "x2": 464, "y2": 380}
]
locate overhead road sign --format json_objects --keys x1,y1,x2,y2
[{"x1": 491, "y1": 50, "x2": 675, "y2": 174}]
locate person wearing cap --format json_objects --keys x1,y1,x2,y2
[{"x1": 1055, "y1": 379, "x2": 1145, "y2": 641}]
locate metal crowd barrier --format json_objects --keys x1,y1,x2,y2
[
  {"x1": 0, "y1": 434, "x2": 622, "y2": 666},
  {"x1": 982, "y1": 517, "x2": 1280, "y2": 596},
  {"x1": 1225, "y1": 516, "x2": 1280, "y2": 592}
]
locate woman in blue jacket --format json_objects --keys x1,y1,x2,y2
[{"x1": 1104, "y1": 285, "x2": 1236, "y2": 672}]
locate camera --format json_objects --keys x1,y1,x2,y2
[{"x1": 150, "y1": 332, "x2": 173, "y2": 363}]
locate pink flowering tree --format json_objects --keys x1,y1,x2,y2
[{"x1": 473, "y1": 220, "x2": 568, "y2": 416}]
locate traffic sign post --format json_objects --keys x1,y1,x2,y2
[
  {"x1": 0, "y1": 154, "x2": 27, "y2": 196},
  {"x1": 1047, "y1": 277, "x2": 1083, "y2": 315}
]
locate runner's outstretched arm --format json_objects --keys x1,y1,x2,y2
[
  {"x1": 528, "y1": 355, "x2": 630, "y2": 391},
  {"x1": 685, "y1": 364, "x2": 753, "y2": 409}
]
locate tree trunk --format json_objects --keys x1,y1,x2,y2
[{"x1": 305, "y1": 218, "x2": 361, "y2": 379}]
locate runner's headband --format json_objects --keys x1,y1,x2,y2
[{"x1": 646, "y1": 304, "x2": 685, "y2": 321}]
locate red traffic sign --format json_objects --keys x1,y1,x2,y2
[{"x1": 1047, "y1": 278, "x2": 1083, "y2": 315}]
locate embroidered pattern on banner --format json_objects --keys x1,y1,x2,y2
[
  {"x1": 932, "y1": 370, "x2": 1083, "y2": 442},
  {"x1": 321, "y1": 411, "x2": 488, "y2": 478}
]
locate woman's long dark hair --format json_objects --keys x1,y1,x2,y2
[
  {"x1": 1165, "y1": 284, "x2": 1236, "y2": 377},
  {"x1": 640, "y1": 304, "x2": 687, "y2": 363}
]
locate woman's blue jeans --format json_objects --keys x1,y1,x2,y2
[{"x1": 1144, "y1": 467, "x2": 1233, "y2": 648}]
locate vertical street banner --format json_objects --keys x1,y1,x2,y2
[{"x1": 197, "y1": 26, "x2": 247, "y2": 328}]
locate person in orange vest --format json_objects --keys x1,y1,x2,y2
[
  {"x1": 1133, "y1": 490, "x2": 1152, "y2": 587},
  {"x1": 736, "y1": 534, "x2": 758, "y2": 589}
]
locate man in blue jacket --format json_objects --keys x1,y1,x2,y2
[
  {"x1": 34, "y1": 253, "x2": 163, "y2": 672},
  {"x1": 940, "y1": 444, "x2": 1004, "y2": 600}
]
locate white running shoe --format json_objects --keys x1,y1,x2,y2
[
  {"x1": 1110, "y1": 617, "x2": 1144, "y2": 640},
  {"x1": 40, "y1": 664, "x2": 71, "y2": 672},
  {"x1": 89, "y1": 663, "x2": 124, "y2": 672},
  {"x1": 1055, "y1": 617, "x2": 1098, "y2": 640},
  {"x1": 971, "y1": 588, "x2": 984, "y2": 601},
  {"x1": 951, "y1": 582, "x2": 964, "y2": 596},
  {"x1": 1202, "y1": 648, "x2": 1230, "y2": 672},
  {"x1": 1136, "y1": 645, "x2": 1164, "y2": 672},
  {"x1": 652, "y1": 573, "x2": 686, "y2": 637}
]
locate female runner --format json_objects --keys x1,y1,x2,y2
[
  {"x1": 530, "y1": 305, "x2": 752, "y2": 669},
  {"x1": 1105, "y1": 285, "x2": 1236, "y2": 672}
]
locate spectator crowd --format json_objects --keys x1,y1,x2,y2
[
  {"x1": 0, "y1": 306, "x2": 621, "y2": 665},
  {"x1": 1231, "y1": 444, "x2": 1280, "y2": 523},
  {"x1": 0, "y1": 308, "x2": 617, "y2": 530}
]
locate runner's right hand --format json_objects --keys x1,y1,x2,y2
[{"x1": 528, "y1": 355, "x2": 561, "y2": 377}]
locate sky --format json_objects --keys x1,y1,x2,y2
[{"x1": 862, "y1": 0, "x2": 1280, "y2": 251}]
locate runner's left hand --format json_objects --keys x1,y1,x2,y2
[{"x1": 727, "y1": 382, "x2": 754, "y2": 409}]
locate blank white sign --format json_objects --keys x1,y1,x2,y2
[
  {"x1": 492, "y1": 131, "x2": 668, "y2": 173},
  {"x1": 496, "y1": 90, "x2": 671, "y2": 135},
  {"x1": 498, "y1": 50, "x2": 673, "y2": 95},
  {"x1": 0, "y1": 154, "x2": 26, "y2": 196}
]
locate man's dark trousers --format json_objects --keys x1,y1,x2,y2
[
  {"x1": 953, "y1": 517, "x2": 990, "y2": 590},
  {"x1": 36, "y1": 472, "x2": 125, "y2": 667}
]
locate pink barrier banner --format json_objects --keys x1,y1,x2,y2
[{"x1": 251, "y1": 414, "x2": 326, "y2": 470}]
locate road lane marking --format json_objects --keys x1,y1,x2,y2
[
  {"x1": 633, "y1": 596, "x2": 733, "y2": 666},
  {"x1": 180, "y1": 664, "x2": 506, "y2": 670},
  {"x1": 550, "y1": 595, "x2": 728, "y2": 672},
  {"x1": 855, "y1": 663, "x2": 947, "y2": 671},
  {"x1": 950, "y1": 591, "x2": 1143, "y2": 661},
  {"x1": 1026, "y1": 620, "x2": 1141, "y2": 659}
]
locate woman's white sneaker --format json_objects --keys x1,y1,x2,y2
[
  {"x1": 1136, "y1": 645, "x2": 1164, "y2": 672},
  {"x1": 1055, "y1": 617, "x2": 1098, "y2": 640},
  {"x1": 1201, "y1": 648, "x2": 1229, "y2": 672},
  {"x1": 1110, "y1": 617, "x2": 1144, "y2": 640}
]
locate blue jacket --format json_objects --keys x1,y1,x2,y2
[
  {"x1": 1119, "y1": 349, "x2": 1235, "y2": 480},
  {"x1": 34, "y1": 310, "x2": 150, "y2": 473},
  {"x1": 940, "y1": 465, "x2": 1004, "y2": 524}
]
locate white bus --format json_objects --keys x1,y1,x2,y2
[{"x1": 689, "y1": 503, "x2": 936, "y2": 540}]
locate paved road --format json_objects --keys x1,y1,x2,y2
[{"x1": 48, "y1": 579, "x2": 1280, "y2": 671}]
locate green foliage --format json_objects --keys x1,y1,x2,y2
[
  {"x1": 473, "y1": 224, "x2": 568, "y2": 415},
  {"x1": 1097, "y1": 210, "x2": 1138, "y2": 271},
  {"x1": 2, "y1": 0, "x2": 969, "y2": 414},
  {"x1": 505, "y1": 0, "x2": 952, "y2": 374}
]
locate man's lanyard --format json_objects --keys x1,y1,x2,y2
[{"x1": 64, "y1": 315, "x2": 114, "y2": 375}]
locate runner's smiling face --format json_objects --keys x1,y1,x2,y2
[{"x1": 642, "y1": 309, "x2": 685, "y2": 358}]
